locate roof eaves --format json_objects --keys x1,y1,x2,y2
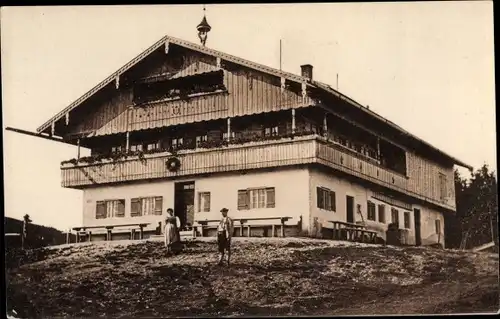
[{"x1": 313, "y1": 80, "x2": 473, "y2": 170}]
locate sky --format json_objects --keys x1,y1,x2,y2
[{"x1": 1, "y1": 3, "x2": 496, "y2": 231}]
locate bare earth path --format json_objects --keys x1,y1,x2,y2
[{"x1": 5, "y1": 237, "x2": 499, "y2": 317}]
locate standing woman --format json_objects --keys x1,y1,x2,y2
[{"x1": 164, "y1": 208, "x2": 181, "y2": 254}]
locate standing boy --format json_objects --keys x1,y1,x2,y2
[{"x1": 217, "y1": 208, "x2": 234, "y2": 266}]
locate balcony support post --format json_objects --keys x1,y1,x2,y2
[
  {"x1": 291, "y1": 109, "x2": 296, "y2": 134},
  {"x1": 377, "y1": 137, "x2": 381, "y2": 159},
  {"x1": 77, "y1": 139, "x2": 81, "y2": 159},
  {"x1": 126, "y1": 132, "x2": 130, "y2": 152},
  {"x1": 323, "y1": 113, "x2": 328, "y2": 137},
  {"x1": 227, "y1": 118, "x2": 231, "y2": 141}
]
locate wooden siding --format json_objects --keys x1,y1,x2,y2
[
  {"x1": 64, "y1": 49, "x2": 313, "y2": 138},
  {"x1": 61, "y1": 136, "x2": 317, "y2": 187},
  {"x1": 406, "y1": 152, "x2": 456, "y2": 208}
]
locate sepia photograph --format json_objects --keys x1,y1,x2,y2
[{"x1": 2, "y1": 2, "x2": 498, "y2": 317}]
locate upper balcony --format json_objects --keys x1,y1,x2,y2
[{"x1": 58, "y1": 130, "x2": 456, "y2": 210}]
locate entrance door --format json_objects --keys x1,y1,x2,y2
[
  {"x1": 346, "y1": 195, "x2": 355, "y2": 223},
  {"x1": 414, "y1": 208, "x2": 422, "y2": 246},
  {"x1": 174, "y1": 181, "x2": 195, "y2": 229}
]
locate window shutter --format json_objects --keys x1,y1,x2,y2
[
  {"x1": 266, "y1": 188, "x2": 275, "y2": 208},
  {"x1": 154, "y1": 197, "x2": 163, "y2": 215},
  {"x1": 330, "y1": 191, "x2": 336, "y2": 211},
  {"x1": 316, "y1": 187, "x2": 323, "y2": 209},
  {"x1": 96, "y1": 201, "x2": 106, "y2": 219},
  {"x1": 203, "y1": 193, "x2": 211, "y2": 212},
  {"x1": 198, "y1": 192, "x2": 202, "y2": 213},
  {"x1": 378, "y1": 204, "x2": 385, "y2": 223},
  {"x1": 116, "y1": 200, "x2": 125, "y2": 217},
  {"x1": 131, "y1": 198, "x2": 141, "y2": 217},
  {"x1": 238, "y1": 190, "x2": 248, "y2": 210}
]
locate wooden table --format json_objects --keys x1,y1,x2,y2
[{"x1": 72, "y1": 223, "x2": 150, "y2": 242}]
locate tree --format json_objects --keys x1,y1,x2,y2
[
  {"x1": 22, "y1": 214, "x2": 32, "y2": 250},
  {"x1": 446, "y1": 164, "x2": 498, "y2": 249}
]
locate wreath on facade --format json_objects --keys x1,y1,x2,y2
[{"x1": 166, "y1": 157, "x2": 181, "y2": 172}]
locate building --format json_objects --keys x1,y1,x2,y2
[{"x1": 29, "y1": 13, "x2": 471, "y2": 246}]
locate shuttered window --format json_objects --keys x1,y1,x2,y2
[
  {"x1": 237, "y1": 187, "x2": 275, "y2": 210},
  {"x1": 316, "y1": 187, "x2": 336, "y2": 211},
  {"x1": 96, "y1": 201, "x2": 106, "y2": 219},
  {"x1": 95, "y1": 199, "x2": 125, "y2": 219},
  {"x1": 131, "y1": 196, "x2": 163, "y2": 217},
  {"x1": 367, "y1": 201, "x2": 376, "y2": 221},
  {"x1": 435, "y1": 219, "x2": 441, "y2": 234},
  {"x1": 378, "y1": 204, "x2": 386, "y2": 223},
  {"x1": 404, "y1": 211, "x2": 411, "y2": 229},
  {"x1": 391, "y1": 208, "x2": 399, "y2": 227},
  {"x1": 198, "y1": 192, "x2": 211, "y2": 212}
]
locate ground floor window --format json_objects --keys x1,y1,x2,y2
[
  {"x1": 404, "y1": 211, "x2": 411, "y2": 229},
  {"x1": 131, "y1": 196, "x2": 163, "y2": 217},
  {"x1": 378, "y1": 204, "x2": 386, "y2": 223},
  {"x1": 198, "y1": 192, "x2": 211, "y2": 212},
  {"x1": 238, "y1": 187, "x2": 275, "y2": 210},
  {"x1": 367, "y1": 201, "x2": 376, "y2": 221},
  {"x1": 391, "y1": 208, "x2": 399, "y2": 227},
  {"x1": 317, "y1": 187, "x2": 336, "y2": 211},
  {"x1": 96, "y1": 199, "x2": 125, "y2": 219},
  {"x1": 435, "y1": 219, "x2": 441, "y2": 234}
]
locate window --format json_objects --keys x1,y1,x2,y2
[
  {"x1": 439, "y1": 173, "x2": 447, "y2": 200},
  {"x1": 237, "y1": 187, "x2": 275, "y2": 210},
  {"x1": 111, "y1": 146, "x2": 124, "y2": 153},
  {"x1": 198, "y1": 192, "x2": 211, "y2": 212},
  {"x1": 196, "y1": 135, "x2": 208, "y2": 146},
  {"x1": 264, "y1": 126, "x2": 279, "y2": 137},
  {"x1": 146, "y1": 142, "x2": 160, "y2": 151},
  {"x1": 317, "y1": 187, "x2": 336, "y2": 211},
  {"x1": 96, "y1": 200, "x2": 125, "y2": 219},
  {"x1": 367, "y1": 201, "x2": 376, "y2": 221},
  {"x1": 404, "y1": 211, "x2": 411, "y2": 229},
  {"x1": 223, "y1": 131, "x2": 235, "y2": 140},
  {"x1": 391, "y1": 208, "x2": 399, "y2": 227},
  {"x1": 172, "y1": 138, "x2": 183, "y2": 149},
  {"x1": 435, "y1": 219, "x2": 441, "y2": 234},
  {"x1": 130, "y1": 144, "x2": 143, "y2": 152},
  {"x1": 131, "y1": 196, "x2": 163, "y2": 217},
  {"x1": 378, "y1": 204, "x2": 386, "y2": 223}
]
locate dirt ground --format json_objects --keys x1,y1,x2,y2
[{"x1": 5, "y1": 237, "x2": 500, "y2": 318}]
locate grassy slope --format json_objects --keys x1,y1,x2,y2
[{"x1": 5, "y1": 238, "x2": 499, "y2": 318}]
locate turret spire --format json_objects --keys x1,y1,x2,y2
[{"x1": 197, "y1": 5, "x2": 212, "y2": 47}]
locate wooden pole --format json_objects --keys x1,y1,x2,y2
[
  {"x1": 227, "y1": 118, "x2": 231, "y2": 141},
  {"x1": 291, "y1": 109, "x2": 296, "y2": 134},
  {"x1": 77, "y1": 139, "x2": 81, "y2": 159},
  {"x1": 126, "y1": 132, "x2": 130, "y2": 152}
]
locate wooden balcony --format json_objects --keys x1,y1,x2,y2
[{"x1": 60, "y1": 134, "x2": 451, "y2": 209}]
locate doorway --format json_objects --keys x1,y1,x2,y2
[
  {"x1": 174, "y1": 181, "x2": 195, "y2": 229},
  {"x1": 346, "y1": 195, "x2": 355, "y2": 223},
  {"x1": 414, "y1": 208, "x2": 422, "y2": 246}
]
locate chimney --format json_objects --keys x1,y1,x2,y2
[{"x1": 301, "y1": 64, "x2": 313, "y2": 80}]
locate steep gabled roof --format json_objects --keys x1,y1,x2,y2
[{"x1": 36, "y1": 34, "x2": 472, "y2": 170}]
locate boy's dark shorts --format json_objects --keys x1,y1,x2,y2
[{"x1": 217, "y1": 231, "x2": 231, "y2": 253}]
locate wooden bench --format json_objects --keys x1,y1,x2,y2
[
  {"x1": 240, "y1": 217, "x2": 292, "y2": 238},
  {"x1": 343, "y1": 227, "x2": 378, "y2": 243},
  {"x1": 72, "y1": 223, "x2": 151, "y2": 242},
  {"x1": 195, "y1": 217, "x2": 292, "y2": 238}
]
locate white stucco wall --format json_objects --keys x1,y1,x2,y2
[
  {"x1": 82, "y1": 167, "x2": 311, "y2": 233},
  {"x1": 308, "y1": 167, "x2": 446, "y2": 246}
]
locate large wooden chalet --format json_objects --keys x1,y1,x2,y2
[{"x1": 34, "y1": 30, "x2": 471, "y2": 246}]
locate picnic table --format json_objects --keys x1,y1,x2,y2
[
  {"x1": 72, "y1": 223, "x2": 151, "y2": 242},
  {"x1": 195, "y1": 216, "x2": 292, "y2": 238},
  {"x1": 328, "y1": 220, "x2": 377, "y2": 243}
]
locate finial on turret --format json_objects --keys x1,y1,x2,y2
[{"x1": 197, "y1": 5, "x2": 212, "y2": 47}]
